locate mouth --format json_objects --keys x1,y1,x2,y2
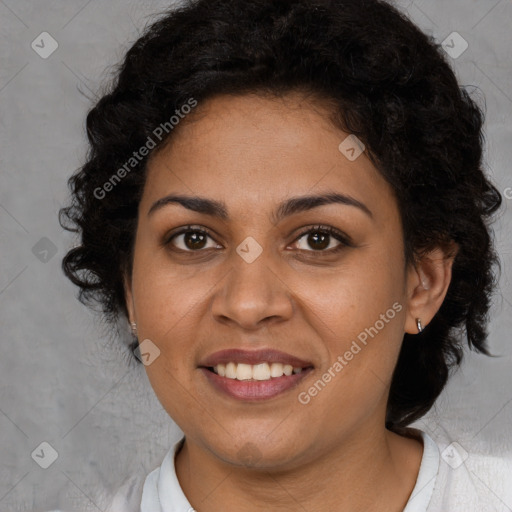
[{"x1": 198, "y1": 349, "x2": 314, "y2": 401}]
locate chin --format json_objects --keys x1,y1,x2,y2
[{"x1": 206, "y1": 431, "x2": 307, "y2": 470}]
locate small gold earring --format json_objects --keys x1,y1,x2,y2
[
  {"x1": 130, "y1": 322, "x2": 137, "y2": 336},
  {"x1": 416, "y1": 318, "x2": 424, "y2": 333}
]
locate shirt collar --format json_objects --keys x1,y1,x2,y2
[{"x1": 141, "y1": 429, "x2": 438, "y2": 512}]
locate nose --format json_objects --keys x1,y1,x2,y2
[{"x1": 211, "y1": 251, "x2": 294, "y2": 330}]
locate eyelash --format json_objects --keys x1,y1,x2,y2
[{"x1": 164, "y1": 224, "x2": 353, "y2": 255}]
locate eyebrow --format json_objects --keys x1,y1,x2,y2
[{"x1": 147, "y1": 192, "x2": 373, "y2": 222}]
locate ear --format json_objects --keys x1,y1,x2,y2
[
  {"x1": 123, "y1": 272, "x2": 136, "y2": 326},
  {"x1": 404, "y1": 243, "x2": 458, "y2": 334}
]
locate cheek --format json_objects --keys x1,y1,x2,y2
[
  {"x1": 131, "y1": 251, "x2": 211, "y2": 422},
  {"x1": 131, "y1": 236, "x2": 214, "y2": 337},
  {"x1": 297, "y1": 242, "x2": 406, "y2": 402},
  {"x1": 129, "y1": 255, "x2": 209, "y2": 410},
  {"x1": 308, "y1": 247, "x2": 405, "y2": 342}
]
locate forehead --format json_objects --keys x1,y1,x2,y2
[{"x1": 141, "y1": 93, "x2": 396, "y2": 223}]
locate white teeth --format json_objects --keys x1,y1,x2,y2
[
  {"x1": 236, "y1": 363, "x2": 253, "y2": 380},
  {"x1": 270, "y1": 362, "x2": 284, "y2": 377},
  {"x1": 225, "y1": 362, "x2": 237, "y2": 379},
  {"x1": 252, "y1": 363, "x2": 270, "y2": 380},
  {"x1": 212, "y1": 362, "x2": 306, "y2": 380}
]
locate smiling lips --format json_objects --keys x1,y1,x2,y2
[{"x1": 199, "y1": 348, "x2": 314, "y2": 400}]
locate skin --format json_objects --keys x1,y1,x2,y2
[{"x1": 124, "y1": 92, "x2": 456, "y2": 512}]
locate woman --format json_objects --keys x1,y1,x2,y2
[{"x1": 59, "y1": 0, "x2": 509, "y2": 510}]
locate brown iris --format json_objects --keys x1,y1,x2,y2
[
  {"x1": 184, "y1": 231, "x2": 208, "y2": 250},
  {"x1": 307, "y1": 231, "x2": 330, "y2": 250}
]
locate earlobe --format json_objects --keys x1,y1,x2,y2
[{"x1": 404, "y1": 244, "x2": 458, "y2": 335}]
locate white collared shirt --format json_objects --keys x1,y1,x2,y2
[{"x1": 103, "y1": 428, "x2": 512, "y2": 512}]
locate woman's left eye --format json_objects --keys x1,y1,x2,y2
[{"x1": 292, "y1": 226, "x2": 351, "y2": 253}]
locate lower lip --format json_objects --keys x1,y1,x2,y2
[{"x1": 200, "y1": 367, "x2": 314, "y2": 401}]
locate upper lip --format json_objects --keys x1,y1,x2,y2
[{"x1": 199, "y1": 349, "x2": 314, "y2": 368}]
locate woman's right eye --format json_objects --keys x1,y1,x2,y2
[{"x1": 166, "y1": 227, "x2": 222, "y2": 252}]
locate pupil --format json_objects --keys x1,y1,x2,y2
[
  {"x1": 309, "y1": 232, "x2": 329, "y2": 250},
  {"x1": 186, "y1": 231, "x2": 206, "y2": 250}
]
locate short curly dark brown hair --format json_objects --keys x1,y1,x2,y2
[{"x1": 59, "y1": 0, "x2": 502, "y2": 430}]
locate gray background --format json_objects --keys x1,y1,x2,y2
[{"x1": 0, "y1": 1, "x2": 511, "y2": 511}]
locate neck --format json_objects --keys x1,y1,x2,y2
[{"x1": 175, "y1": 424, "x2": 423, "y2": 512}]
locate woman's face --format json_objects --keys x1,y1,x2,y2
[{"x1": 125, "y1": 92, "x2": 422, "y2": 468}]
